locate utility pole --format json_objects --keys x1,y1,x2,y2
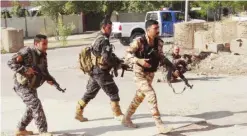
[{"x1": 185, "y1": 0, "x2": 189, "y2": 22}]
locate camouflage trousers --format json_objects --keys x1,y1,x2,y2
[
  {"x1": 82, "y1": 72, "x2": 120, "y2": 103},
  {"x1": 125, "y1": 72, "x2": 161, "y2": 120},
  {"x1": 13, "y1": 81, "x2": 47, "y2": 133}
]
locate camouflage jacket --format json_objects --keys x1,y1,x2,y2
[
  {"x1": 91, "y1": 32, "x2": 120, "y2": 73},
  {"x1": 7, "y1": 46, "x2": 54, "y2": 87},
  {"x1": 125, "y1": 34, "x2": 165, "y2": 73}
]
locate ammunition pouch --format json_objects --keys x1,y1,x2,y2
[
  {"x1": 91, "y1": 53, "x2": 109, "y2": 70},
  {"x1": 15, "y1": 72, "x2": 45, "y2": 89},
  {"x1": 15, "y1": 73, "x2": 28, "y2": 85}
]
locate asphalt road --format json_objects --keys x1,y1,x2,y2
[{"x1": 1, "y1": 40, "x2": 247, "y2": 136}]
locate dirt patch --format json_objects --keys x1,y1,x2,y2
[{"x1": 191, "y1": 52, "x2": 247, "y2": 76}]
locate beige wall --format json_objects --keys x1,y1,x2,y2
[
  {"x1": 63, "y1": 15, "x2": 83, "y2": 34},
  {"x1": 1, "y1": 19, "x2": 7, "y2": 27},
  {"x1": 1, "y1": 15, "x2": 83, "y2": 38},
  {"x1": 5, "y1": 17, "x2": 26, "y2": 36},
  {"x1": 174, "y1": 20, "x2": 247, "y2": 49},
  {"x1": 26, "y1": 16, "x2": 46, "y2": 37},
  {"x1": 237, "y1": 21, "x2": 247, "y2": 38},
  {"x1": 43, "y1": 17, "x2": 57, "y2": 37},
  {"x1": 1, "y1": 28, "x2": 24, "y2": 53},
  {"x1": 174, "y1": 22, "x2": 206, "y2": 49}
]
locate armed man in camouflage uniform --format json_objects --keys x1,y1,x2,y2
[
  {"x1": 170, "y1": 46, "x2": 188, "y2": 82},
  {"x1": 75, "y1": 19, "x2": 124, "y2": 122},
  {"x1": 7, "y1": 34, "x2": 56, "y2": 136},
  {"x1": 121, "y1": 20, "x2": 173, "y2": 134}
]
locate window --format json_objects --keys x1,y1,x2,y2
[
  {"x1": 175, "y1": 12, "x2": 185, "y2": 21},
  {"x1": 146, "y1": 13, "x2": 158, "y2": 21},
  {"x1": 162, "y1": 12, "x2": 172, "y2": 21}
]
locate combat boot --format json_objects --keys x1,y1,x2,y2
[
  {"x1": 122, "y1": 92, "x2": 145, "y2": 128},
  {"x1": 111, "y1": 101, "x2": 124, "y2": 121},
  {"x1": 75, "y1": 99, "x2": 88, "y2": 122},
  {"x1": 15, "y1": 129, "x2": 34, "y2": 136},
  {"x1": 39, "y1": 132, "x2": 53, "y2": 136},
  {"x1": 122, "y1": 115, "x2": 138, "y2": 128},
  {"x1": 154, "y1": 117, "x2": 173, "y2": 134}
]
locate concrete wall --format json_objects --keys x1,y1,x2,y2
[
  {"x1": 1, "y1": 28, "x2": 24, "y2": 53},
  {"x1": 63, "y1": 15, "x2": 83, "y2": 34},
  {"x1": 1, "y1": 19, "x2": 7, "y2": 27},
  {"x1": 43, "y1": 17, "x2": 57, "y2": 37},
  {"x1": 194, "y1": 30, "x2": 214, "y2": 52},
  {"x1": 174, "y1": 20, "x2": 247, "y2": 49},
  {"x1": 214, "y1": 21, "x2": 238, "y2": 43},
  {"x1": 5, "y1": 17, "x2": 26, "y2": 36},
  {"x1": 237, "y1": 21, "x2": 247, "y2": 38},
  {"x1": 1, "y1": 15, "x2": 83, "y2": 38},
  {"x1": 26, "y1": 16, "x2": 46, "y2": 37},
  {"x1": 174, "y1": 22, "x2": 206, "y2": 49}
]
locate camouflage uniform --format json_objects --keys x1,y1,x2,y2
[
  {"x1": 7, "y1": 46, "x2": 54, "y2": 134},
  {"x1": 171, "y1": 53, "x2": 188, "y2": 81},
  {"x1": 122, "y1": 35, "x2": 173, "y2": 133},
  {"x1": 75, "y1": 32, "x2": 124, "y2": 122}
]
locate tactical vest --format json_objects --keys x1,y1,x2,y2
[
  {"x1": 30, "y1": 49, "x2": 47, "y2": 88},
  {"x1": 135, "y1": 35, "x2": 160, "y2": 72},
  {"x1": 91, "y1": 34, "x2": 111, "y2": 70},
  {"x1": 15, "y1": 47, "x2": 46, "y2": 88}
]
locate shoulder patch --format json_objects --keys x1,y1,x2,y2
[{"x1": 18, "y1": 46, "x2": 31, "y2": 55}]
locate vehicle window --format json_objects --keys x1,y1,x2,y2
[
  {"x1": 146, "y1": 13, "x2": 158, "y2": 21},
  {"x1": 175, "y1": 12, "x2": 185, "y2": 21},
  {"x1": 162, "y1": 12, "x2": 172, "y2": 21}
]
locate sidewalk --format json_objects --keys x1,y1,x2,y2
[{"x1": 24, "y1": 31, "x2": 100, "y2": 48}]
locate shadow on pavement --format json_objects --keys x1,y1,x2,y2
[
  {"x1": 89, "y1": 114, "x2": 196, "y2": 125},
  {"x1": 52, "y1": 121, "x2": 155, "y2": 136},
  {"x1": 150, "y1": 110, "x2": 247, "y2": 136},
  {"x1": 163, "y1": 121, "x2": 234, "y2": 136},
  {"x1": 186, "y1": 110, "x2": 247, "y2": 120},
  {"x1": 52, "y1": 113, "x2": 205, "y2": 136},
  {"x1": 52, "y1": 111, "x2": 247, "y2": 136}
]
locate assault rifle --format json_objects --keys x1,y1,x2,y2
[
  {"x1": 120, "y1": 62, "x2": 132, "y2": 77},
  {"x1": 32, "y1": 66, "x2": 66, "y2": 93},
  {"x1": 49, "y1": 76, "x2": 66, "y2": 93},
  {"x1": 111, "y1": 54, "x2": 132, "y2": 77},
  {"x1": 162, "y1": 57, "x2": 193, "y2": 94}
]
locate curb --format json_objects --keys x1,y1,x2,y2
[{"x1": 47, "y1": 39, "x2": 119, "y2": 50}]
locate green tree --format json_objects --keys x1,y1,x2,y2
[
  {"x1": 32, "y1": 1, "x2": 67, "y2": 21},
  {"x1": 123, "y1": 1, "x2": 170, "y2": 13},
  {"x1": 57, "y1": 16, "x2": 75, "y2": 46},
  {"x1": 67, "y1": 1, "x2": 125, "y2": 19},
  {"x1": 101, "y1": 1, "x2": 125, "y2": 20},
  {"x1": 190, "y1": 1, "x2": 247, "y2": 19},
  {"x1": 11, "y1": 1, "x2": 22, "y2": 17},
  {"x1": 32, "y1": 1, "x2": 68, "y2": 39}
]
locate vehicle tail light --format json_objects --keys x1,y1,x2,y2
[{"x1": 119, "y1": 25, "x2": 122, "y2": 31}]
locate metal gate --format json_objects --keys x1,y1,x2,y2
[{"x1": 84, "y1": 12, "x2": 104, "y2": 31}]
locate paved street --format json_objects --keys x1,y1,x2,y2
[{"x1": 1, "y1": 40, "x2": 247, "y2": 136}]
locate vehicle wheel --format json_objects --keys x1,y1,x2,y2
[
  {"x1": 130, "y1": 32, "x2": 144, "y2": 43},
  {"x1": 120, "y1": 38, "x2": 130, "y2": 46}
]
